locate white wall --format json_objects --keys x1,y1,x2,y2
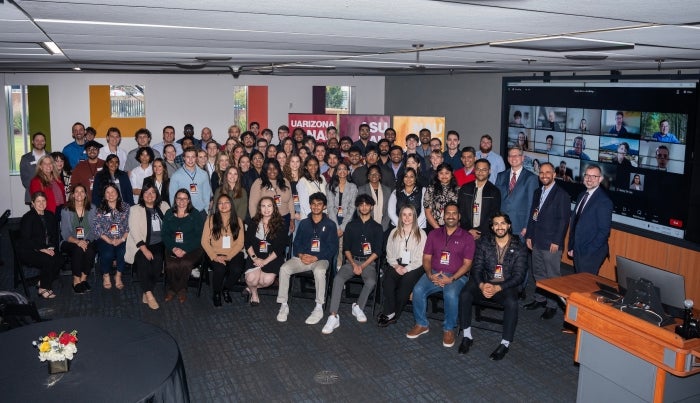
[{"x1": 0, "y1": 73, "x2": 385, "y2": 216}]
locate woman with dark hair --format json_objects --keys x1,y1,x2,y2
[
  {"x1": 213, "y1": 165, "x2": 248, "y2": 220},
  {"x1": 244, "y1": 197, "x2": 289, "y2": 306},
  {"x1": 209, "y1": 151, "x2": 230, "y2": 195},
  {"x1": 248, "y1": 159, "x2": 295, "y2": 232},
  {"x1": 125, "y1": 182, "x2": 169, "y2": 309},
  {"x1": 60, "y1": 184, "x2": 97, "y2": 294},
  {"x1": 405, "y1": 154, "x2": 429, "y2": 187},
  {"x1": 142, "y1": 158, "x2": 170, "y2": 207},
  {"x1": 242, "y1": 150, "x2": 264, "y2": 193},
  {"x1": 92, "y1": 154, "x2": 134, "y2": 207},
  {"x1": 162, "y1": 189, "x2": 205, "y2": 303},
  {"x1": 297, "y1": 156, "x2": 327, "y2": 219},
  {"x1": 630, "y1": 174, "x2": 643, "y2": 191},
  {"x1": 92, "y1": 183, "x2": 130, "y2": 289},
  {"x1": 357, "y1": 164, "x2": 391, "y2": 231},
  {"x1": 201, "y1": 193, "x2": 245, "y2": 307},
  {"x1": 18, "y1": 191, "x2": 63, "y2": 299},
  {"x1": 280, "y1": 137, "x2": 295, "y2": 157},
  {"x1": 388, "y1": 167, "x2": 427, "y2": 229},
  {"x1": 51, "y1": 151, "x2": 72, "y2": 201},
  {"x1": 424, "y1": 163, "x2": 459, "y2": 231},
  {"x1": 30, "y1": 155, "x2": 65, "y2": 214},
  {"x1": 266, "y1": 144, "x2": 278, "y2": 160},
  {"x1": 276, "y1": 150, "x2": 288, "y2": 170},
  {"x1": 297, "y1": 146, "x2": 310, "y2": 163},
  {"x1": 614, "y1": 142, "x2": 632, "y2": 166},
  {"x1": 230, "y1": 144, "x2": 245, "y2": 167},
  {"x1": 326, "y1": 161, "x2": 357, "y2": 237},
  {"x1": 238, "y1": 154, "x2": 251, "y2": 174},
  {"x1": 129, "y1": 146, "x2": 155, "y2": 204}
]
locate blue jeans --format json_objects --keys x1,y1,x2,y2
[
  {"x1": 412, "y1": 272, "x2": 468, "y2": 331},
  {"x1": 96, "y1": 239, "x2": 126, "y2": 274}
]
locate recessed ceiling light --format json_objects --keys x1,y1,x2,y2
[
  {"x1": 40, "y1": 41, "x2": 62, "y2": 55},
  {"x1": 565, "y1": 55, "x2": 608, "y2": 60}
]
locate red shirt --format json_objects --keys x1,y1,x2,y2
[{"x1": 454, "y1": 167, "x2": 475, "y2": 187}]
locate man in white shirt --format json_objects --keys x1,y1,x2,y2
[{"x1": 98, "y1": 127, "x2": 128, "y2": 170}]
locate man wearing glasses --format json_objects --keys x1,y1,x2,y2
[{"x1": 567, "y1": 165, "x2": 613, "y2": 274}]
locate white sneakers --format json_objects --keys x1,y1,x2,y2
[
  {"x1": 276, "y1": 304, "x2": 289, "y2": 322},
  {"x1": 352, "y1": 303, "x2": 367, "y2": 323},
  {"x1": 305, "y1": 306, "x2": 324, "y2": 325},
  {"x1": 322, "y1": 315, "x2": 340, "y2": 334}
]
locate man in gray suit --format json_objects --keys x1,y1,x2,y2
[{"x1": 20, "y1": 132, "x2": 48, "y2": 204}]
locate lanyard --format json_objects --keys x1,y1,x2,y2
[{"x1": 184, "y1": 167, "x2": 197, "y2": 182}]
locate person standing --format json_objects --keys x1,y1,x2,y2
[
  {"x1": 98, "y1": 127, "x2": 129, "y2": 170},
  {"x1": 454, "y1": 147, "x2": 476, "y2": 187},
  {"x1": 71, "y1": 140, "x2": 104, "y2": 203},
  {"x1": 458, "y1": 158, "x2": 501, "y2": 241},
  {"x1": 567, "y1": 165, "x2": 613, "y2": 274},
  {"x1": 475, "y1": 134, "x2": 505, "y2": 184},
  {"x1": 495, "y1": 147, "x2": 539, "y2": 240},
  {"x1": 524, "y1": 162, "x2": 571, "y2": 319},
  {"x1": 442, "y1": 130, "x2": 462, "y2": 169},
  {"x1": 125, "y1": 128, "x2": 161, "y2": 172},
  {"x1": 62, "y1": 122, "x2": 88, "y2": 168},
  {"x1": 152, "y1": 125, "x2": 183, "y2": 157},
  {"x1": 169, "y1": 148, "x2": 212, "y2": 213},
  {"x1": 20, "y1": 132, "x2": 48, "y2": 204}
]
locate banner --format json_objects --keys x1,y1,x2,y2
[
  {"x1": 339, "y1": 115, "x2": 391, "y2": 142},
  {"x1": 288, "y1": 113, "x2": 338, "y2": 142},
  {"x1": 392, "y1": 116, "x2": 446, "y2": 148}
]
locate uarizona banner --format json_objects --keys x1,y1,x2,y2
[{"x1": 288, "y1": 114, "x2": 337, "y2": 142}]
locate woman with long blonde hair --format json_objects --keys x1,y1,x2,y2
[{"x1": 29, "y1": 155, "x2": 65, "y2": 214}]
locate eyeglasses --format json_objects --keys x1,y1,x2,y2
[{"x1": 583, "y1": 174, "x2": 600, "y2": 179}]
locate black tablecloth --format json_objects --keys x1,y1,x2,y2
[{"x1": 0, "y1": 317, "x2": 189, "y2": 402}]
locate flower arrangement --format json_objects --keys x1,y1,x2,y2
[{"x1": 32, "y1": 330, "x2": 78, "y2": 362}]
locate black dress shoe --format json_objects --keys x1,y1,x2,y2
[
  {"x1": 222, "y1": 289, "x2": 232, "y2": 303},
  {"x1": 377, "y1": 314, "x2": 398, "y2": 328},
  {"x1": 73, "y1": 283, "x2": 86, "y2": 294},
  {"x1": 541, "y1": 307, "x2": 557, "y2": 320},
  {"x1": 458, "y1": 337, "x2": 473, "y2": 354},
  {"x1": 213, "y1": 292, "x2": 222, "y2": 307},
  {"x1": 490, "y1": 344, "x2": 509, "y2": 360},
  {"x1": 518, "y1": 290, "x2": 527, "y2": 300},
  {"x1": 81, "y1": 280, "x2": 92, "y2": 291},
  {"x1": 524, "y1": 300, "x2": 546, "y2": 310}
]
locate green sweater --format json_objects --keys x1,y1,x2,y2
[{"x1": 162, "y1": 209, "x2": 205, "y2": 254}]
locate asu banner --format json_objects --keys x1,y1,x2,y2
[
  {"x1": 392, "y1": 116, "x2": 446, "y2": 148},
  {"x1": 288, "y1": 113, "x2": 338, "y2": 142},
  {"x1": 339, "y1": 115, "x2": 391, "y2": 142}
]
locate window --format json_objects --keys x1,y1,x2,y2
[
  {"x1": 5, "y1": 85, "x2": 29, "y2": 174},
  {"x1": 110, "y1": 85, "x2": 145, "y2": 118},
  {"x1": 233, "y1": 85, "x2": 248, "y2": 129},
  {"x1": 325, "y1": 86, "x2": 353, "y2": 114}
]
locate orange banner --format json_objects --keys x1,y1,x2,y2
[{"x1": 392, "y1": 116, "x2": 445, "y2": 148}]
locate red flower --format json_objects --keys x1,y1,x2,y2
[
  {"x1": 47, "y1": 331, "x2": 58, "y2": 338},
  {"x1": 59, "y1": 333, "x2": 72, "y2": 345}
]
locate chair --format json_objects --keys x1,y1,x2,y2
[
  {"x1": 0, "y1": 291, "x2": 43, "y2": 330},
  {"x1": 290, "y1": 255, "x2": 335, "y2": 304},
  {"x1": 9, "y1": 229, "x2": 42, "y2": 299},
  {"x1": 338, "y1": 255, "x2": 383, "y2": 317},
  {"x1": 473, "y1": 298, "x2": 505, "y2": 325},
  {"x1": 188, "y1": 254, "x2": 210, "y2": 297}
]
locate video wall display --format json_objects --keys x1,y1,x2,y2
[{"x1": 503, "y1": 83, "x2": 698, "y2": 241}]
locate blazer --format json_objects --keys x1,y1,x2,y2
[
  {"x1": 18, "y1": 208, "x2": 59, "y2": 255},
  {"x1": 326, "y1": 181, "x2": 358, "y2": 232},
  {"x1": 525, "y1": 182, "x2": 571, "y2": 250},
  {"x1": 125, "y1": 201, "x2": 169, "y2": 263},
  {"x1": 495, "y1": 168, "x2": 539, "y2": 236},
  {"x1": 29, "y1": 177, "x2": 65, "y2": 214},
  {"x1": 357, "y1": 183, "x2": 391, "y2": 231},
  {"x1": 457, "y1": 181, "x2": 501, "y2": 235},
  {"x1": 568, "y1": 187, "x2": 613, "y2": 256}
]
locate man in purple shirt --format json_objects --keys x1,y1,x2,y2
[{"x1": 406, "y1": 202, "x2": 475, "y2": 348}]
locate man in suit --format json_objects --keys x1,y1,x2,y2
[
  {"x1": 495, "y1": 147, "x2": 539, "y2": 240},
  {"x1": 458, "y1": 158, "x2": 501, "y2": 241},
  {"x1": 524, "y1": 162, "x2": 571, "y2": 319},
  {"x1": 567, "y1": 165, "x2": 613, "y2": 274}
]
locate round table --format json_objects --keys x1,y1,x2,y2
[{"x1": 0, "y1": 317, "x2": 189, "y2": 402}]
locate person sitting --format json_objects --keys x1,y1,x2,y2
[
  {"x1": 406, "y1": 202, "x2": 474, "y2": 348},
  {"x1": 243, "y1": 197, "x2": 290, "y2": 306},
  {"x1": 276, "y1": 192, "x2": 338, "y2": 324},
  {"x1": 322, "y1": 194, "x2": 383, "y2": 334},
  {"x1": 201, "y1": 193, "x2": 245, "y2": 307},
  {"x1": 378, "y1": 205, "x2": 427, "y2": 327},
  {"x1": 162, "y1": 189, "x2": 205, "y2": 303},
  {"x1": 17, "y1": 191, "x2": 63, "y2": 299},
  {"x1": 458, "y1": 212, "x2": 527, "y2": 360},
  {"x1": 93, "y1": 183, "x2": 130, "y2": 290},
  {"x1": 125, "y1": 182, "x2": 169, "y2": 310},
  {"x1": 60, "y1": 184, "x2": 97, "y2": 294}
]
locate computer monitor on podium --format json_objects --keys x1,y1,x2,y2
[{"x1": 615, "y1": 256, "x2": 686, "y2": 315}]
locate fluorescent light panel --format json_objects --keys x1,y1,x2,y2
[{"x1": 40, "y1": 41, "x2": 62, "y2": 55}]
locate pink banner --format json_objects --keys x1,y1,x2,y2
[
  {"x1": 288, "y1": 114, "x2": 338, "y2": 142},
  {"x1": 339, "y1": 115, "x2": 391, "y2": 142}
]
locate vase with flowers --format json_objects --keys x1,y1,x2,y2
[{"x1": 32, "y1": 330, "x2": 78, "y2": 374}]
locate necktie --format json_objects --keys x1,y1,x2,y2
[
  {"x1": 574, "y1": 192, "x2": 589, "y2": 224},
  {"x1": 509, "y1": 171, "x2": 516, "y2": 193}
]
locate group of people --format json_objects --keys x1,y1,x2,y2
[{"x1": 17, "y1": 121, "x2": 613, "y2": 360}]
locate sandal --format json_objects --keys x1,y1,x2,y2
[
  {"x1": 114, "y1": 273, "x2": 124, "y2": 290},
  {"x1": 38, "y1": 288, "x2": 56, "y2": 299},
  {"x1": 103, "y1": 274, "x2": 112, "y2": 289}
]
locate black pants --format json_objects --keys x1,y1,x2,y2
[
  {"x1": 165, "y1": 247, "x2": 204, "y2": 294},
  {"x1": 60, "y1": 241, "x2": 97, "y2": 277},
  {"x1": 211, "y1": 252, "x2": 245, "y2": 293},
  {"x1": 18, "y1": 250, "x2": 63, "y2": 291},
  {"x1": 381, "y1": 266, "x2": 424, "y2": 318},
  {"x1": 459, "y1": 278, "x2": 519, "y2": 342},
  {"x1": 135, "y1": 243, "x2": 164, "y2": 294}
]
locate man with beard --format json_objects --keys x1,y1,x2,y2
[
  {"x1": 71, "y1": 140, "x2": 105, "y2": 203},
  {"x1": 377, "y1": 139, "x2": 391, "y2": 165},
  {"x1": 417, "y1": 128, "x2": 432, "y2": 159},
  {"x1": 458, "y1": 158, "x2": 501, "y2": 241},
  {"x1": 524, "y1": 162, "x2": 570, "y2": 319},
  {"x1": 20, "y1": 132, "x2": 49, "y2": 204},
  {"x1": 125, "y1": 128, "x2": 161, "y2": 172},
  {"x1": 240, "y1": 131, "x2": 256, "y2": 157},
  {"x1": 458, "y1": 212, "x2": 527, "y2": 360},
  {"x1": 352, "y1": 123, "x2": 377, "y2": 156},
  {"x1": 199, "y1": 127, "x2": 214, "y2": 150},
  {"x1": 352, "y1": 146, "x2": 394, "y2": 188},
  {"x1": 386, "y1": 145, "x2": 406, "y2": 184},
  {"x1": 384, "y1": 127, "x2": 397, "y2": 146},
  {"x1": 292, "y1": 127, "x2": 306, "y2": 150},
  {"x1": 454, "y1": 146, "x2": 476, "y2": 187},
  {"x1": 177, "y1": 123, "x2": 201, "y2": 150},
  {"x1": 475, "y1": 134, "x2": 505, "y2": 184},
  {"x1": 63, "y1": 122, "x2": 88, "y2": 168}
]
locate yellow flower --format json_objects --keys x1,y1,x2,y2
[
  {"x1": 43, "y1": 336, "x2": 49, "y2": 342},
  {"x1": 39, "y1": 341, "x2": 51, "y2": 352}
]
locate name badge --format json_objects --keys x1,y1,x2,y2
[
  {"x1": 311, "y1": 237, "x2": 320, "y2": 252},
  {"x1": 440, "y1": 251, "x2": 451, "y2": 265},
  {"x1": 493, "y1": 264, "x2": 504, "y2": 282},
  {"x1": 259, "y1": 240, "x2": 268, "y2": 253},
  {"x1": 532, "y1": 208, "x2": 539, "y2": 221},
  {"x1": 175, "y1": 231, "x2": 184, "y2": 243},
  {"x1": 222, "y1": 235, "x2": 231, "y2": 249},
  {"x1": 89, "y1": 178, "x2": 94, "y2": 191},
  {"x1": 190, "y1": 183, "x2": 198, "y2": 194},
  {"x1": 109, "y1": 224, "x2": 120, "y2": 236},
  {"x1": 151, "y1": 216, "x2": 161, "y2": 231},
  {"x1": 76, "y1": 227, "x2": 85, "y2": 239},
  {"x1": 293, "y1": 194, "x2": 300, "y2": 206},
  {"x1": 362, "y1": 241, "x2": 372, "y2": 255},
  {"x1": 472, "y1": 202, "x2": 480, "y2": 215},
  {"x1": 337, "y1": 206, "x2": 344, "y2": 217},
  {"x1": 400, "y1": 249, "x2": 411, "y2": 264},
  {"x1": 274, "y1": 194, "x2": 282, "y2": 207}
]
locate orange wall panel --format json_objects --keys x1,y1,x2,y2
[{"x1": 89, "y1": 85, "x2": 146, "y2": 138}]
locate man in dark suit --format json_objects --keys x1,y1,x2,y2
[
  {"x1": 495, "y1": 147, "x2": 539, "y2": 239},
  {"x1": 567, "y1": 165, "x2": 613, "y2": 274},
  {"x1": 524, "y1": 162, "x2": 571, "y2": 319},
  {"x1": 458, "y1": 158, "x2": 501, "y2": 241}
]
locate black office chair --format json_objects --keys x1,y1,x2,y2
[
  {"x1": 338, "y1": 254, "x2": 383, "y2": 317},
  {"x1": 9, "y1": 229, "x2": 42, "y2": 299},
  {"x1": 290, "y1": 255, "x2": 335, "y2": 305},
  {"x1": 0, "y1": 291, "x2": 43, "y2": 330}
]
